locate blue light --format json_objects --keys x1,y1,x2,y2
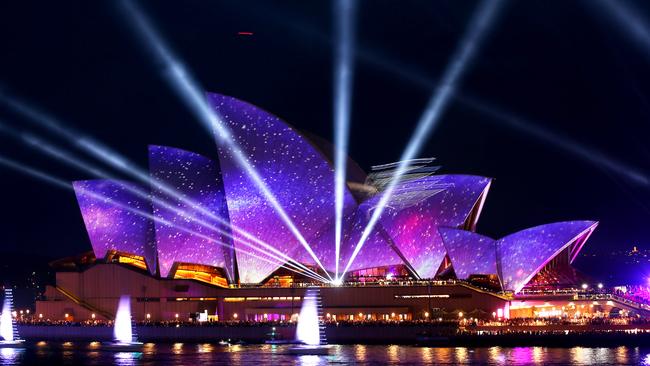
[
  {"x1": 333, "y1": 0, "x2": 358, "y2": 281},
  {"x1": 342, "y1": 0, "x2": 505, "y2": 277},
  {"x1": 119, "y1": 0, "x2": 332, "y2": 281}
]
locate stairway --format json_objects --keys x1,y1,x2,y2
[
  {"x1": 130, "y1": 315, "x2": 139, "y2": 342},
  {"x1": 313, "y1": 288, "x2": 328, "y2": 345},
  {"x1": 56, "y1": 286, "x2": 114, "y2": 320}
]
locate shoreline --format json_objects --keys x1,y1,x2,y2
[{"x1": 17, "y1": 324, "x2": 650, "y2": 347}]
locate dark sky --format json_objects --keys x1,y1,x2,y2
[{"x1": 0, "y1": 1, "x2": 649, "y2": 276}]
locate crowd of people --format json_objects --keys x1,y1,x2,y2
[
  {"x1": 16, "y1": 315, "x2": 650, "y2": 329},
  {"x1": 615, "y1": 285, "x2": 650, "y2": 306},
  {"x1": 474, "y1": 316, "x2": 650, "y2": 327}
]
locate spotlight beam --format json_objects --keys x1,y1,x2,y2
[
  {"x1": 333, "y1": 0, "x2": 358, "y2": 280},
  {"x1": 0, "y1": 118, "x2": 329, "y2": 282},
  {"x1": 466, "y1": 100, "x2": 650, "y2": 186},
  {"x1": 239, "y1": 1, "x2": 650, "y2": 187},
  {"x1": 593, "y1": 0, "x2": 650, "y2": 58},
  {"x1": 119, "y1": 0, "x2": 332, "y2": 281},
  {"x1": 0, "y1": 153, "x2": 327, "y2": 283},
  {"x1": 353, "y1": 44, "x2": 650, "y2": 189},
  {"x1": 342, "y1": 0, "x2": 505, "y2": 278}
]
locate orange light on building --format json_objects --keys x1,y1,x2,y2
[
  {"x1": 91, "y1": 313, "x2": 96, "y2": 319},
  {"x1": 175, "y1": 313, "x2": 179, "y2": 319},
  {"x1": 146, "y1": 313, "x2": 151, "y2": 320},
  {"x1": 233, "y1": 313, "x2": 238, "y2": 319}
]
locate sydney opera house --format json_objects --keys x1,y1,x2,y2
[{"x1": 36, "y1": 93, "x2": 606, "y2": 322}]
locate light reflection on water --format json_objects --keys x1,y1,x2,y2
[
  {"x1": 354, "y1": 344, "x2": 366, "y2": 362},
  {"x1": 113, "y1": 352, "x2": 142, "y2": 366},
  {"x1": 0, "y1": 342, "x2": 647, "y2": 365},
  {"x1": 419, "y1": 346, "x2": 433, "y2": 363},
  {"x1": 0, "y1": 348, "x2": 23, "y2": 365},
  {"x1": 454, "y1": 346, "x2": 469, "y2": 363},
  {"x1": 387, "y1": 344, "x2": 399, "y2": 363}
]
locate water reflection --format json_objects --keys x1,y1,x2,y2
[
  {"x1": 387, "y1": 345, "x2": 399, "y2": 363},
  {"x1": 570, "y1": 347, "x2": 614, "y2": 365},
  {"x1": 113, "y1": 352, "x2": 142, "y2": 366},
  {"x1": 433, "y1": 347, "x2": 452, "y2": 363},
  {"x1": 0, "y1": 348, "x2": 24, "y2": 365},
  {"x1": 298, "y1": 355, "x2": 322, "y2": 366},
  {"x1": 197, "y1": 343, "x2": 213, "y2": 353},
  {"x1": 419, "y1": 347, "x2": 433, "y2": 363},
  {"x1": 616, "y1": 346, "x2": 629, "y2": 364},
  {"x1": 511, "y1": 347, "x2": 534, "y2": 364},
  {"x1": 143, "y1": 342, "x2": 156, "y2": 355},
  {"x1": 354, "y1": 345, "x2": 366, "y2": 362},
  {"x1": 643, "y1": 352, "x2": 650, "y2": 366},
  {"x1": 532, "y1": 347, "x2": 543, "y2": 364},
  {"x1": 489, "y1": 346, "x2": 506, "y2": 364},
  {"x1": 172, "y1": 342, "x2": 184, "y2": 355},
  {"x1": 0, "y1": 342, "x2": 647, "y2": 365},
  {"x1": 454, "y1": 347, "x2": 468, "y2": 363}
]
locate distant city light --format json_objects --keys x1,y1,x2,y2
[
  {"x1": 582, "y1": 283, "x2": 589, "y2": 290},
  {"x1": 598, "y1": 283, "x2": 603, "y2": 289}
]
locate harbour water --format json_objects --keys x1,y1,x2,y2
[{"x1": 0, "y1": 343, "x2": 649, "y2": 365}]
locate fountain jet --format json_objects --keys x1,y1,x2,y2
[{"x1": 0, "y1": 289, "x2": 23, "y2": 347}]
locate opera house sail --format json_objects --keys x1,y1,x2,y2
[{"x1": 68, "y1": 93, "x2": 598, "y2": 294}]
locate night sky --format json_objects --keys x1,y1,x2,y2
[{"x1": 0, "y1": 1, "x2": 649, "y2": 278}]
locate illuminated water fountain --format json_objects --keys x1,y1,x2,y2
[
  {"x1": 0, "y1": 289, "x2": 24, "y2": 348},
  {"x1": 287, "y1": 288, "x2": 330, "y2": 355},
  {"x1": 103, "y1": 296, "x2": 143, "y2": 351}
]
